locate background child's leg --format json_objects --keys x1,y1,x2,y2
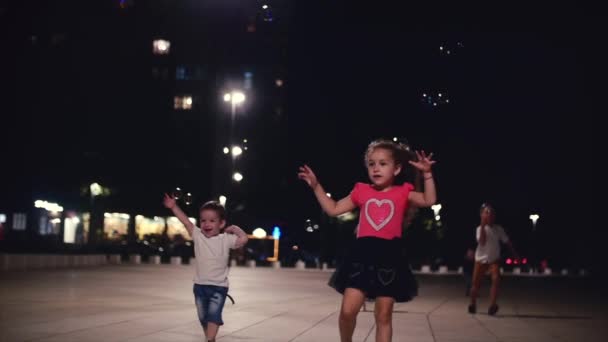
[
  {"x1": 374, "y1": 296, "x2": 395, "y2": 342},
  {"x1": 469, "y1": 262, "x2": 487, "y2": 305},
  {"x1": 339, "y1": 288, "x2": 366, "y2": 342},
  {"x1": 489, "y1": 263, "x2": 501, "y2": 306},
  {"x1": 463, "y1": 271, "x2": 472, "y2": 296}
]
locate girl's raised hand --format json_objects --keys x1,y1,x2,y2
[
  {"x1": 408, "y1": 150, "x2": 436, "y2": 173},
  {"x1": 162, "y1": 193, "x2": 176, "y2": 209},
  {"x1": 298, "y1": 164, "x2": 319, "y2": 189}
]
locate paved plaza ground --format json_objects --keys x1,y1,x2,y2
[{"x1": 1, "y1": 265, "x2": 606, "y2": 341}]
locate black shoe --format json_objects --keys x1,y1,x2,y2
[
  {"x1": 468, "y1": 304, "x2": 476, "y2": 314},
  {"x1": 488, "y1": 304, "x2": 499, "y2": 316}
]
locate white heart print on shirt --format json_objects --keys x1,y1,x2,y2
[{"x1": 364, "y1": 199, "x2": 395, "y2": 231}]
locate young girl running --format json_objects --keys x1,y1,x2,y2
[{"x1": 298, "y1": 139, "x2": 437, "y2": 342}]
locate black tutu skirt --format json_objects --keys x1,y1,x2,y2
[{"x1": 328, "y1": 237, "x2": 418, "y2": 302}]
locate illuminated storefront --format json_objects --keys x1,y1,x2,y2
[
  {"x1": 63, "y1": 211, "x2": 90, "y2": 244},
  {"x1": 34, "y1": 200, "x2": 63, "y2": 236},
  {"x1": 166, "y1": 216, "x2": 195, "y2": 240},
  {"x1": 103, "y1": 212, "x2": 130, "y2": 240},
  {"x1": 135, "y1": 215, "x2": 165, "y2": 239}
]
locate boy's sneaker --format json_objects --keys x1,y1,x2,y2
[{"x1": 467, "y1": 304, "x2": 476, "y2": 314}]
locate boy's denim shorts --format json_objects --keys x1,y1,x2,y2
[{"x1": 193, "y1": 284, "x2": 229, "y2": 326}]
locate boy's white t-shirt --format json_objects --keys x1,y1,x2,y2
[
  {"x1": 192, "y1": 228, "x2": 238, "y2": 287},
  {"x1": 475, "y1": 224, "x2": 509, "y2": 264}
]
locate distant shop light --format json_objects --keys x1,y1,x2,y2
[{"x1": 34, "y1": 200, "x2": 63, "y2": 212}]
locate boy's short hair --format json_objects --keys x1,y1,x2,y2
[{"x1": 200, "y1": 201, "x2": 226, "y2": 220}]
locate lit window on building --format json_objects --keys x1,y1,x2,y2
[
  {"x1": 244, "y1": 71, "x2": 253, "y2": 90},
  {"x1": 176, "y1": 66, "x2": 206, "y2": 81},
  {"x1": 153, "y1": 39, "x2": 170, "y2": 55},
  {"x1": 262, "y1": 5, "x2": 274, "y2": 22},
  {"x1": 176, "y1": 66, "x2": 187, "y2": 80},
  {"x1": 174, "y1": 96, "x2": 193, "y2": 110},
  {"x1": 12, "y1": 213, "x2": 27, "y2": 231}
]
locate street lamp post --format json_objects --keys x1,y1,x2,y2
[
  {"x1": 431, "y1": 204, "x2": 442, "y2": 221},
  {"x1": 223, "y1": 91, "x2": 246, "y2": 175},
  {"x1": 529, "y1": 213, "x2": 540, "y2": 272},
  {"x1": 232, "y1": 172, "x2": 243, "y2": 182},
  {"x1": 215, "y1": 91, "x2": 246, "y2": 211},
  {"x1": 89, "y1": 182, "x2": 103, "y2": 245},
  {"x1": 529, "y1": 214, "x2": 540, "y2": 231},
  {"x1": 219, "y1": 195, "x2": 227, "y2": 207},
  {"x1": 223, "y1": 91, "x2": 246, "y2": 142}
]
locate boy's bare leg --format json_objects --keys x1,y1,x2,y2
[{"x1": 206, "y1": 322, "x2": 219, "y2": 341}]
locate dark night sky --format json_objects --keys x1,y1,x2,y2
[
  {"x1": 0, "y1": 2, "x2": 596, "y2": 266},
  {"x1": 288, "y1": 3, "x2": 594, "y2": 264}
]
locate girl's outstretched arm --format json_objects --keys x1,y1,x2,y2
[
  {"x1": 408, "y1": 150, "x2": 437, "y2": 207},
  {"x1": 298, "y1": 165, "x2": 356, "y2": 216}
]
